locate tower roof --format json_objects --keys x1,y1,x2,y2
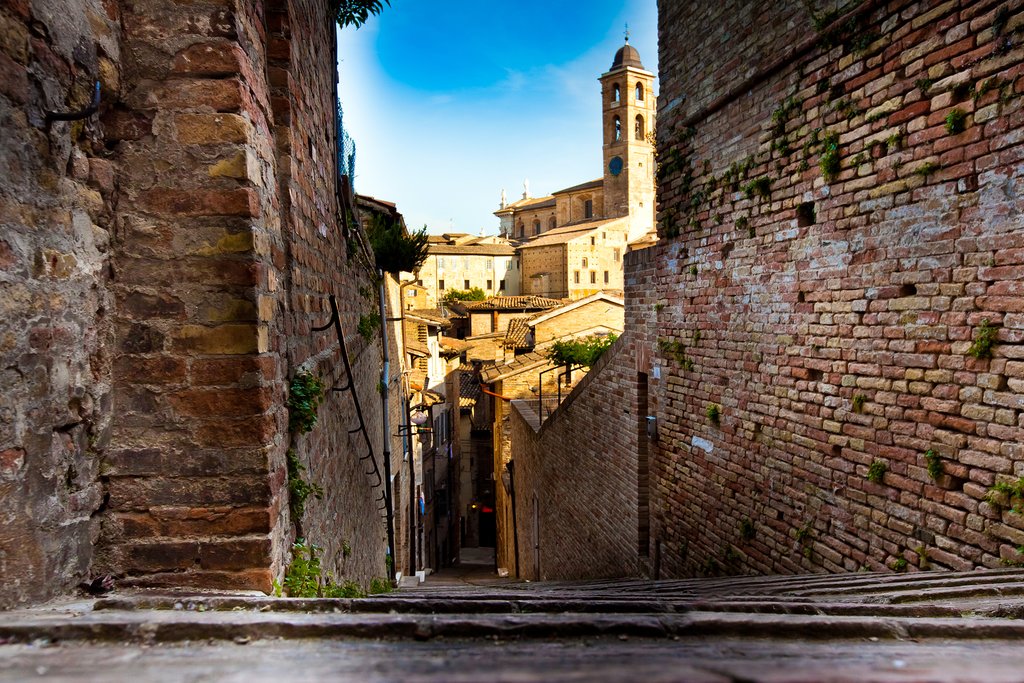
[{"x1": 610, "y1": 41, "x2": 645, "y2": 70}]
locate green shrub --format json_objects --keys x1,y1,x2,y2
[
  {"x1": 706, "y1": 403, "x2": 721, "y2": 425},
  {"x1": 546, "y1": 333, "x2": 618, "y2": 368},
  {"x1": 366, "y1": 214, "x2": 428, "y2": 275},
  {"x1": 287, "y1": 449, "x2": 324, "y2": 519}
]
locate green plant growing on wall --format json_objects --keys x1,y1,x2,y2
[
  {"x1": 944, "y1": 108, "x2": 967, "y2": 135},
  {"x1": 369, "y1": 577, "x2": 394, "y2": 594},
  {"x1": 723, "y1": 545, "x2": 741, "y2": 563},
  {"x1": 546, "y1": 333, "x2": 618, "y2": 368},
  {"x1": 700, "y1": 558, "x2": 720, "y2": 576},
  {"x1": 795, "y1": 521, "x2": 814, "y2": 558},
  {"x1": 852, "y1": 393, "x2": 866, "y2": 413},
  {"x1": 736, "y1": 215, "x2": 749, "y2": 233},
  {"x1": 283, "y1": 540, "x2": 363, "y2": 598},
  {"x1": 742, "y1": 176, "x2": 772, "y2": 201},
  {"x1": 706, "y1": 403, "x2": 721, "y2": 425},
  {"x1": 288, "y1": 371, "x2": 325, "y2": 434},
  {"x1": 688, "y1": 264, "x2": 698, "y2": 276},
  {"x1": 986, "y1": 478, "x2": 1024, "y2": 514},
  {"x1": 342, "y1": 540, "x2": 352, "y2": 559},
  {"x1": 890, "y1": 557, "x2": 908, "y2": 572},
  {"x1": 819, "y1": 131, "x2": 841, "y2": 183},
  {"x1": 740, "y1": 518, "x2": 756, "y2": 542},
  {"x1": 967, "y1": 319, "x2": 998, "y2": 359},
  {"x1": 357, "y1": 311, "x2": 381, "y2": 341},
  {"x1": 287, "y1": 449, "x2": 324, "y2": 519},
  {"x1": 867, "y1": 460, "x2": 887, "y2": 484},
  {"x1": 924, "y1": 449, "x2": 943, "y2": 481},
  {"x1": 913, "y1": 161, "x2": 940, "y2": 177},
  {"x1": 914, "y1": 78, "x2": 933, "y2": 94}
]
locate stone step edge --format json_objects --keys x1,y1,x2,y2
[
  {"x1": 90, "y1": 594, "x2": 1024, "y2": 619},
  {"x1": 4, "y1": 611, "x2": 1024, "y2": 645}
]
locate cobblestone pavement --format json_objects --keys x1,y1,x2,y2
[{"x1": 3, "y1": 564, "x2": 1024, "y2": 682}]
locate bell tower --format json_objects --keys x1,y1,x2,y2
[{"x1": 600, "y1": 36, "x2": 656, "y2": 242}]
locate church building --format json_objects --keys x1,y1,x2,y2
[{"x1": 494, "y1": 39, "x2": 657, "y2": 300}]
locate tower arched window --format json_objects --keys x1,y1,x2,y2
[
  {"x1": 518, "y1": 221, "x2": 524, "y2": 238},
  {"x1": 635, "y1": 114, "x2": 645, "y2": 140},
  {"x1": 533, "y1": 219, "x2": 541, "y2": 235},
  {"x1": 614, "y1": 116, "x2": 621, "y2": 142},
  {"x1": 612, "y1": 83, "x2": 620, "y2": 104},
  {"x1": 548, "y1": 216, "x2": 556, "y2": 231},
  {"x1": 635, "y1": 82, "x2": 644, "y2": 101}
]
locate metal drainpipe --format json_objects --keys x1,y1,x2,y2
[
  {"x1": 378, "y1": 273, "x2": 396, "y2": 579},
  {"x1": 397, "y1": 278, "x2": 418, "y2": 577}
]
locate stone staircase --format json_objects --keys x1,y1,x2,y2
[{"x1": 4, "y1": 569, "x2": 1024, "y2": 681}]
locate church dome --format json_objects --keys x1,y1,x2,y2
[{"x1": 611, "y1": 42, "x2": 644, "y2": 70}]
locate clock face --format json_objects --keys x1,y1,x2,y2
[{"x1": 609, "y1": 156, "x2": 624, "y2": 176}]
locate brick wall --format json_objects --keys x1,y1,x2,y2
[
  {"x1": 0, "y1": 0, "x2": 119, "y2": 608},
  {"x1": 509, "y1": 334, "x2": 644, "y2": 580},
  {"x1": 508, "y1": 0, "x2": 1024, "y2": 581},
  {"x1": 648, "y1": 0, "x2": 1024, "y2": 576},
  {"x1": 1, "y1": 0, "x2": 396, "y2": 605}
]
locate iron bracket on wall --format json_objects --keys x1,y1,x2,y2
[
  {"x1": 312, "y1": 293, "x2": 387, "y2": 517},
  {"x1": 45, "y1": 81, "x2": 101, "y2": 123}
]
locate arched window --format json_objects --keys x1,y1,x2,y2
[
  {"x1": 635, "y1": 82, "x2": 644, "y2": 101},
  {"x1": 518, "y1": 221, "x2": 524, "y2": 238},
  {"x1": 612, "y1": 83, "x2": 620, "y2": 103},
  {"x1": 635, "y1": 114, "x2": 644, "y2": 140},
  {"x1": 548, "y1": 216, "x2": 556, "y2": 231},
  {"x1": 584, "y1": 199, "x2": 593, "y2": 219},
  {"x1": 533, "y1": 219, "x2": 541, "y2": 235},
  {"x1": 614, "y1": 116, "x2": 621, "y2": 142}
]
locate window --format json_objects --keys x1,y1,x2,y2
[
  {"x1": 518, "y1": 221, "x2": 524, "y2": 238},
  {"x1": 612, "y1": 83, "x2": 620, "y2": 103},
  {"x1": 486, "y1": 279, "x2": 492, "y2": 289},
  {"x1": 439, "y1": 279, "x2": 445, "y2": 290},
  {"x1": 614, "y1": 116, "x2": 621, "y2": 141},
  {"x1": 582, "y1": 257, "x2": 588, "y2": 267},
  {"x1": 613, "y1": 248, "x2": 621, "y2": 262},
  {"x1": 590, "y1": 236, "x2": 596, "y2": 246},
  {"x1": 464, "y1": 279, "x2": 470, "y2": 289},
  {"x1": 499, "y1": 279, "x2": 505, "y2": 290},
  {"x1": 574, "y1": 271, "x2": 580, "y2": 284},
  {"x1": 548, "y1": 216, "x2": 556, "y2": 230},
  {"x1": 533, "y1": 219, "x2": 541, "y2": 235},
  {"x1": 590, "y1": 271, "x2": 596, "y2": 284},
  {"x1": 584, "y1": 199, "x2": 593, "y2": 219},
  {"x1": 604, "y1": 270, "x2": 609, "y2": 284},
  {"x1": 636, "y1": 82, "x2": 644, "y2": 101},
  {"x1": 635, "y1": 114, "x2": 644, "y2": 140},
  {"x1": 602, "y1": 232, "x2": 606, "y2": 239}
]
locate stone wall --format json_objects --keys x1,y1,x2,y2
[
  {"x1": 648, "y1": 0, "x2": 1024, "y2": 576},
  {"x1": 1, "y1": 0, "x2": 396, "y2": 606},
  {"x1": 0, "y1": 0, "x2": 119, "y2": 609}
]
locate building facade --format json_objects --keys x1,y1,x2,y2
[
  {"x1": 494, "y1": 40, "x2": 657, "y2": 302},
  {"x1": 417, "y1": 234, "x2": 519, "y2": 307}
]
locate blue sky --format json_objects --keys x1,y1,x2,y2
[{"x1": 337, "y1": 1, "x2": 658, "y2": 235}]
